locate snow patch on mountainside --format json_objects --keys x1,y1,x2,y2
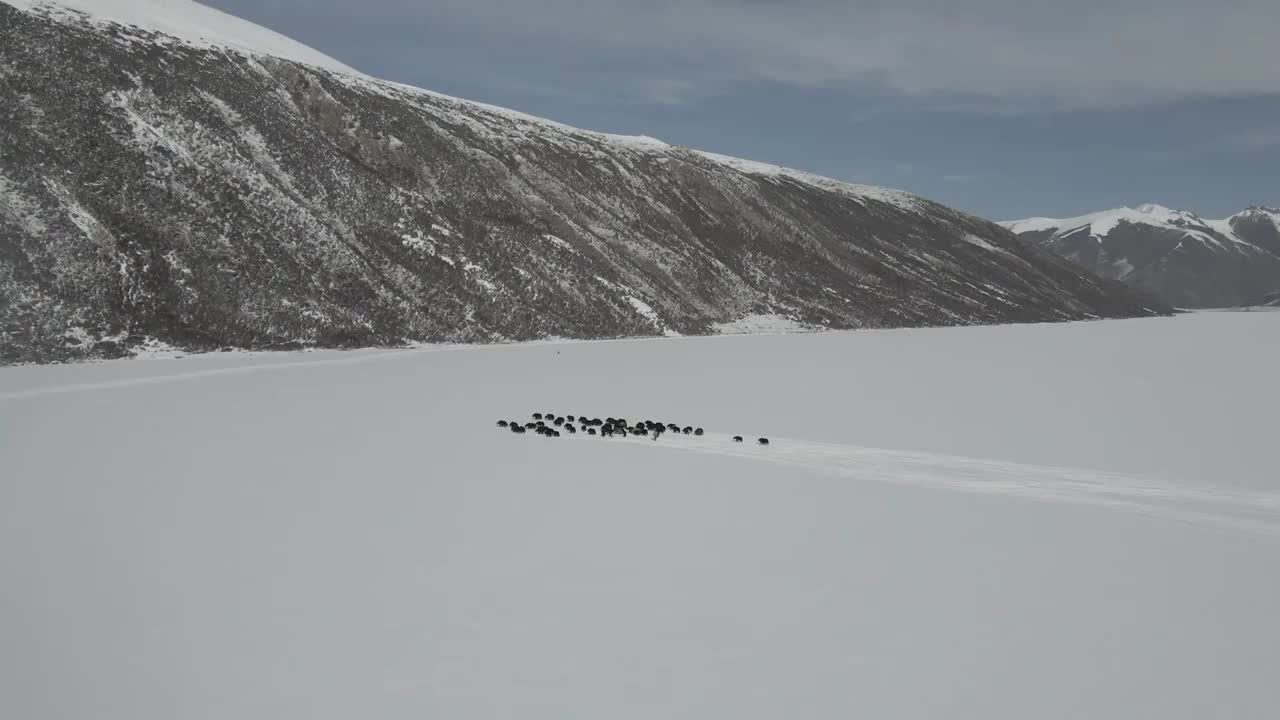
[
  {"x1": 0, "y1": 172, "x2": 48, "y2": 236},
  {"x1": 714, "y1": 314, "x2": 818, "y2": 335},
  {"x1": 6, "y1": 0, "x2": 358, "y2": 74},
  {"x1": 625, "y1": 296, "x2": 680, "y2": 337},
  {"x1": 695, "y1": 151, "x2": 922, "y2": 211},
  {"x1": 963, "y1": 233, "x2": 1010, "y2": 254},
  {"x1": 1205, "y1": 218, "x2": 1240, "y2": 239}
]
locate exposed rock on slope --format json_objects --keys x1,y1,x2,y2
[
  {"x1": 0, "y1": 0, "x2": 1165, "y2": 363},
  {"x1": 1003, "y1": 204, "x2": 1280, "y2": 308}
]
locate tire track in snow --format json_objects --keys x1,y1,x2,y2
[{"x1": 612, "y1": 433, "x2": 1280, "y2": 535}]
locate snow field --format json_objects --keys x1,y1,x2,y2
[{"x1": 2, "y1": 311, "x2": 1278, "y2": 719}]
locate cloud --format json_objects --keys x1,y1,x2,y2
[
  {"x1": 218, "y1": 0, "x2": 1280, "y2": 108},
  {"x1": 1215, "y1": 127, "x2": 1280, "y2": 151}
]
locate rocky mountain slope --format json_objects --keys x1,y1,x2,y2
[
  {"x1": 1003, "y1": 204, "x2": 1280, "y2": 308},
  {"x1": 0, "y1": 0, "x2": 1165, "y2": 364}
]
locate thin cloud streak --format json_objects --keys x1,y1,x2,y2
[{"x1": 272, "y1": 0, "x2": 1280, "y2": 108}]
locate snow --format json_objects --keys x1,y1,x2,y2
[
  {"x1": 1205, "y1": 217, "x2": 1240, "y2": 238},
  {"x1": 2, "y1": 312, "x2": 1279, "y2": 719},
  {"x1": 694, "y1": 151, "x2": 921, "y2": 211},
  {"x1": 713, "y1": 313, "x2": 817, "y2": 335},
  {"x1": 0, "y1": 171, "x2": 49, "y2": 236},
  {"x1": 962, "y1": 232, "x2": 1012, "y2": 254},
  {"x1": 1002, "y1": 204, "x2": 1194, "y2": 238},
  {"x1": 604, "y1": 134, "x2": 671, "y2": 152},
  {"x1": 1227, "y1": 206, "x2": 1280, "y2": 232},
  {"x1": 5, "y1": 0, "x2": 358, "y2": 74},
  {"x1": 129, "y1": 336, "x2": 189, "y2": 359},
  {"x1": 625, "y1": 295, "x2": 680, "y2": 336},
  {"x1": 463, "y1": 264, "x2": 497, "y2": 292},
  {"x1": 543, "y1": 233, "x2": 574, "y2": 251},
  {"x1": 198, "y1": 89, "x2": 296, "y2": 189},
  {"x1": 399, "y1": 231, "x2": 434, "y2": 254},
  {"x1": 1002, "y1": 204, "x2": 1264, "y2": 251}
]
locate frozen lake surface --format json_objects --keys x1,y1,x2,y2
[{"x1": 3, "y1": 312, "x2": 1278, "y2": 719}]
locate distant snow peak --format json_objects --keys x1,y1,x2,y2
[
  {"x1": 1003, "y1": 204, "x2": 1250, "y2": 247},
  {"x1": 1004, "y1": 202, "x2": 1280, "y2": 308},
  {"x1": 1134, "y1": 202, "x2": 1187, "y2": 219},
  {"x1": 1231, "y1": 206, "x2": 1280, "y2": 228}
]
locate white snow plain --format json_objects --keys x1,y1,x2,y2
[{"x1": 2, "y1": 311, "x2": 1279, "y2": 719}]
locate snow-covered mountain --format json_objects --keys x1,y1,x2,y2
[
  {"x1": 1002, "y1": 204, "x2": 1280, "y2": 308},
  {"x1": 0, "y1": 0, "x2": 1164, "y2": 364}
]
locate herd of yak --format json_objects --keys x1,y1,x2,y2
[{"x1": 497, "y1": 413, "x2": 770, "y2": 446}]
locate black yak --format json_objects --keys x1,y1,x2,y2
[
  {"x1": 566, "y1": 425, "x2": 577, "y2": 434},
  {"x1": 758, "y1": 438, "x2": 770, "y2": 445},
  {"x1": 497, "y1": 420, "x2": 509, "y2": 427},
  {"x1": 533, "y1": 413, "x2": 543, "y2": 420},
  {"x1": 695, "y1": 428, "x2": 704, "y2": 436},
  {"x1": 733, "y1": 436, "x2": 743, "y2": 442},
  {"x1": 682, "y1": 426, "x2": 693, "y2": 434},
  {"x1": 587, "y1": 428, "x2": 597, "y2": 436},
  {"x1": 554, "y1": 418, "x2": 564, "y2": 426}
]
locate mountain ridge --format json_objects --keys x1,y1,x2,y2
[
  {"x1": 0, "y1": 0, "x2": 1165, "y2": 364},
  {"x1": 1001, "y1": 203, "x2": 1280, "y2": 307}
]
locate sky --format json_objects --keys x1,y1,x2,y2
[{"x1": 200, "y1": 0, "x2": 1280, "y2": 221}]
